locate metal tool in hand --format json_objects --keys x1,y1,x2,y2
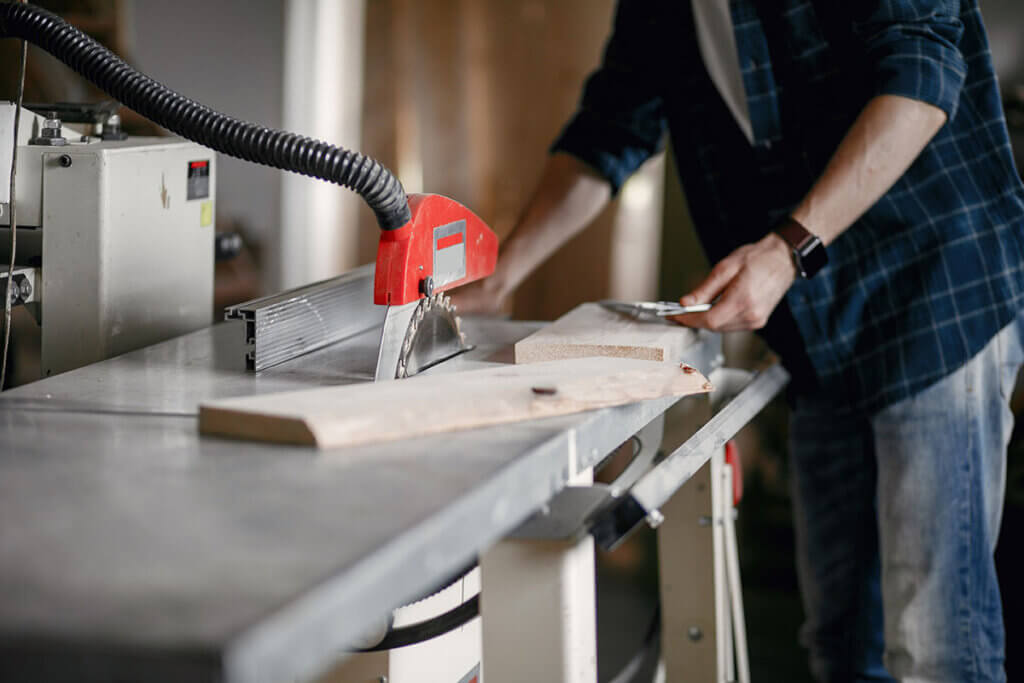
[{"x1": 600, "y1": 300, "x2": 713, "y2": 320}]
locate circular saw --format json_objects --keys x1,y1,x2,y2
[
  {"x1": 373, "y1": 194, "x2": 497, "y2": 381},
  {"x1": 375, "y1": 292, "x2": 470, "y2": 380}
]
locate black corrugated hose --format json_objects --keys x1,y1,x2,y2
[{"x1": 0, "y1": 2, "x2": 412, "y2": 230}]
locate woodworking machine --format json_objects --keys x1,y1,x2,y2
[
  {"x1": 0, "y1": 6, "x2": 791, "y2": 683},
  {"x1": 0, "y1": 103, "x2": 499, "y2": 383},
  {"x1": 1, "y1": 4, "x2": 497, "y2": 681},
  {"x1": 0, "y1": 3, "x2": 498, "y2": 387},
  {"x1": 1, "y1": 103, "x2": 216, "y2": 378},
  {"x1": 372, "y1": 193, "x2": 497, "y2": 380}
]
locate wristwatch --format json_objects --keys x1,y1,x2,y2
[{"x1": 774, "y1": 216, "x2": 827, "y2": 279}]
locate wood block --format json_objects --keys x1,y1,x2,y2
[
  {"x1": 514, "y1": 303, "x2": 699, "y2": 364},
  {"x1": 198, "y1": 357, "x2": 710, "y2": 449}
]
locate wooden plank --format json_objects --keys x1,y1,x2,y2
[
  {"x1": 514, "y1": 303, "x2": 699, "y2": 364},
  {"x1": 198, "y1": 358, "x2": 710, "y2": 449}
]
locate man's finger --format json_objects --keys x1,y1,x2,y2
[
  {"x1": 680, "y1": 259, "x2": 740, "y2": 307},
  {"x1": 672, "y1": 280, "x2": 745, "y2": 330}
]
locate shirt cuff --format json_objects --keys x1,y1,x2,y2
[
  {"x1": 550, "y1": 109, "x2": 660, "y2": 196},
  {"x1": 867, "y1": 36, "x2": 967, "y2": 121}
]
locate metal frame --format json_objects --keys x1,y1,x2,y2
[
  {"x1": 0, "y1": 304, "x2": 786, "y2": 683},
  {"x1": 0, "y1": 317, "x2": 715, "y2": 683},
  {"x1": 225, "y1": 264, "x2": 384, "y2": 371},
  {"x1": 510, "y1": 363, "x2": 790, "y2": 551}
]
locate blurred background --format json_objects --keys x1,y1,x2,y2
[{"x1": 2, "y1": 1, "x2": 1023, "y2": 681}]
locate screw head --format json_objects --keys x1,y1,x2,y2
[
  {"x1": 687, "y1": 626, "x2": 703, "y2": 642},
  {"x1": 646, "y1": 509, "x2": 665, "y2": 529},
  {"x1": 58, "y1": 154, "x2": 72, "y2": 167}
]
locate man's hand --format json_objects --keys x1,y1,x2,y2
[
  {"x1": 670, "y1": 232, "x2": 797, "y2": 332},
  {"x1": 448, "y1": 277, "x2": 508, "y2": 316}
]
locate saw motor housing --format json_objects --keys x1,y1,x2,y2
[{"x1": 374, "y1": 194, "x2": 498, "y2": 307}]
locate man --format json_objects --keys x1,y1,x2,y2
[{"x1": 457, "y1": 1, "x2": 1024, "y2": 681}]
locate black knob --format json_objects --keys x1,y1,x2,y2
[
  {"x1": 58, "y1": 154, "x2": 72, "y2": 167},
  {"x1": 214, "y1": 232, "x2": 243, "y2": 262},
  {"x1": 419, "y1": 275, "x2": 434, "y2": 297}
]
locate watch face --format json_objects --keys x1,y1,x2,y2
[{"x1": 798, "y1": 238, "x2": 828, "y2": 278}]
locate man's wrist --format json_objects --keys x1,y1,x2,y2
[
  {"x1": 774, "y1": 216, "x2": 828, "y2": 279},
  {"x1": 764, "y1": 232, "x2": 799, "y2": 278}
]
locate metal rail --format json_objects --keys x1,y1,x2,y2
[{"x1": 225, "y1": 264, "x2": 384, "y2": 371}]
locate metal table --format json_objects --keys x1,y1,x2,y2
[{"x1": 0, "y1": 316, "x2": 722, "y2": 683}]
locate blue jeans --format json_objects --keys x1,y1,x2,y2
[{"x1": 789, "y1": 313, "x2": 1023, "y2": 682}]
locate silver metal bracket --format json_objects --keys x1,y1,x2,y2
[
  {"x1": 591, "y1": 363, "x2": 789, "y2": 551},
  {"x1": 0, "y1": 265, "x2": 39, "y2": 307},
  {"x1": 510, "y1": 362, "x2": 790, "y2": 550}
]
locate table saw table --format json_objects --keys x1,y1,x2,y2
[{"x1": 0, "y1": 312, "x2": 784, "y2": 683}]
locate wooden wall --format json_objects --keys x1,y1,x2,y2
[{"x1": 360, "y1": 0, "x2": 665, "y2": 321}]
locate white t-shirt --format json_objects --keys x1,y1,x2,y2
[{"x1": 691, "y1": 0, "x2": 754, "y2": 143}]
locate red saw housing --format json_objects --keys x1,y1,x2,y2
[{"x1": 374, "y1": 194, "x2": 499, "y2": 306}]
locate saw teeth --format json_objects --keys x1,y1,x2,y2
[{"x1": 395, "y1": 293, "x2": 468, "y2": 377}]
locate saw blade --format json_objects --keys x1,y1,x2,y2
[
  {"x1": 374, "y1": 294, "x2": 469, "y2": 381},
  {"x1": 397, "y1": 293, "x2": 469, "y2": 378}
]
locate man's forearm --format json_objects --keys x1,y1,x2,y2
[
  {"x1": 488, "y1": 152, "x2": 611, "y2": 300},
  {"x1": 676, "y1": 94, "x2": 949, "y2": 331},
  {"x1": 790, "y1": 94, "x2": 947, "y2": 245}
]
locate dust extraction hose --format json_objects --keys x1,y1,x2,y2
[{"x1": 0, "y1": 2, "x2": 412, "y2": 230}]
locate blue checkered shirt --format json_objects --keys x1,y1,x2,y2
[{"x1": 552, "y1": 0, "x2": 1024, "y2": 413}]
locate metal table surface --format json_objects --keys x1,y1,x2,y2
[{"x1": 0, "y1": 316, "x2": 716, "y2": 683}]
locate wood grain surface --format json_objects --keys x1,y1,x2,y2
[
  {"x1": 199, "y1": 357, "x2": 710, "y2": 449},
  {"x1": 514, "y1": 303, "x2": 700, "y2": 364}
]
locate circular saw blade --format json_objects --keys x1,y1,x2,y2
[{"x1": 396, "y1": 293, "x2": 470, "y2": 379}]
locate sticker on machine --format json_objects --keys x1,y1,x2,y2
[
  {"x1": 187, "y1": 159, "x2": 210, "y2": 200},
  {"x1": 433, "y1": 219, "x2": 467, "y2": 288},
  {"x1": 456, "y1": 663, "x2": 480, "y2": 683}
]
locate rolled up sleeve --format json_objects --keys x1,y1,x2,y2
[
  {"x1": 840, "y1": 1, "x2": 967, "y2": 120},
  {"x1": 551, "y1": 0, "x2": 667, "y2": 194}
]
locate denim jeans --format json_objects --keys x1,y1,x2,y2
[{"x1": 789, "y1": 312, "x2": 1023, "y2": 682}]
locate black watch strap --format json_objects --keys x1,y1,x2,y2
[{"x1": 775, "y1": 216, "x2": 827, "y2": 279}]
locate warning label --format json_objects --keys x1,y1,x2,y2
[
  {"x1": 456, "y1": 663, "x2": 481, "y2": 683},
  {"x1": 187, "y1": 160, "x2": 210, "y2": 200}
]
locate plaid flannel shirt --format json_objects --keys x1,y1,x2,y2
[{"x1": 553, "y1": 0, "x2": 1024, "y2": 413}]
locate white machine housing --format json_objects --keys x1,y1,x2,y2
[{"x1": 1, "y1": 103, "x2": 215, "y2": 377}]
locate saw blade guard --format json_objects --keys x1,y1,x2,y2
[{"x1": 374, "y1": 194, "x2": 498, "y2": 306}]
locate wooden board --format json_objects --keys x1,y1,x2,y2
[
  {"x1": 514, "y1": 303, "x2": 699, "y2": 364},
  {"x1": 199, "y1": 357, "x2": 710, "y2": 449}
]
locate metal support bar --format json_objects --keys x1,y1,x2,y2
[
  {"x1": 509, "y1": 362, "x2": 789, "y2": 551},
  {"x1": 591, "y1": 363, "x2": 789, "y2": 551},
  {"x1": 224, "y1": 263, "x2": 384, "y2": 371}
]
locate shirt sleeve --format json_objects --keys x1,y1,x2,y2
[
  {"x1": 550, "y1": 0, "x2": 667, "y2": 195},
  {"x1": 831, "y1": 1, "x2": 967, "y2": 120}
]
